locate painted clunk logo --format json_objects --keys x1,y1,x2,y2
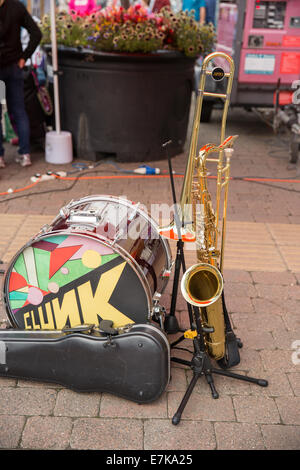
[{"x1": 6, "y1": 234, "x2": 148, "y2": 330}]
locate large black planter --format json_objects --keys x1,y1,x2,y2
[{"x1": 48, "y1": 47, "x2": 195, "y2": 162}]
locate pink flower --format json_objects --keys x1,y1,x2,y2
[{"x1": 68, "y1": 0, "x2": 99, "y2": 17}]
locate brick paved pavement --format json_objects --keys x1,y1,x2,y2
[{"x1": 0, "y1": 107, "x2": 299, "y2": 450}]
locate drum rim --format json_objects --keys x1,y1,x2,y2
[
  {"x1": 56, "y1": 195, "x2": 173, "y2": 272},
  {"x1": 3, "y1": 230, "x2": 153, "y2": 328}
]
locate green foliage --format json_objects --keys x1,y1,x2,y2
[{"x1": 41, "y1": 12, "x2": 93, "y2": 48}]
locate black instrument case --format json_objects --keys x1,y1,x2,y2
[{"x1": 0, "y1": 323, "x2": 170, "y2": 404}]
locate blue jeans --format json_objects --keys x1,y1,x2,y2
[{"x1": 0, "y1": 63, "x2": 30, "y2": 157}]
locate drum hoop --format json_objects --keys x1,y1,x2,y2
[
  {"x1": 53, "y1": 195, "x2": 173, "y2": 272},
  {"x1": 2, "y1": 229, "x2": 153, "y2": 325}
]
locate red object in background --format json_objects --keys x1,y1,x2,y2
[
  {"x1": 273, "y1": 90, "x2": 294, "y2": 105},
  {"x1": 280, "y1": 52, "x2": 300, "y2": 74}
]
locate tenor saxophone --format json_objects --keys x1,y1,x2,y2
[
  {"x1": 160, "y1": 52, "x2": 237, "y2": 362},
  {"x1": 180, "y1": 137, "x2": 237, "y2": 360}
]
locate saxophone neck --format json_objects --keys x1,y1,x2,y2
[{"x1": 198, "y1": 148, "x2": 208, "y2": 171}]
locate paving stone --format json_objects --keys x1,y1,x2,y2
[
  {"x1": 0, "y1": 377, "x2": 17, "y2": 387},
  {"x1": 225, "y1": 296, "x2": 255, "y2": 314},
  {"x1": 260, "y1": 350, "x2": 298, "y2": 373},
  {"x1": 255, "y1": 284, "x2": 300, "y2": 302},
  {"x1": 251, "y1": 298, "x2": 283, "y2": 316},
  {"x1": 275, "y1": 397, "x2": 300, "y2": 425},
  {"x1": 21, "y1": 416, "x2": 73, "y2": 450},
  {"x1": 144, "y1": 419, "x2": 216, "y2": 450},
  {"x1": 268, "y1": 223, "x2": 300, "y2": 246},
  {"x1": 231, "y1": 313, "x2": 285, "y2": 332},
  {"x1": 100, "y1": 392, "x2": 168, "y2": 419},
  {"x1": 234, "y1": 327, "x2": 275, "y2": 350},
  {"x1": 0, "y1": 388, "x2": 57, "y2": 416},
  {"x1": 0, "y1": 415, "x2": 25, "y2": 449},
  {"x1": 54, "y1": 389, "x2": 101, "y2": 417},
  {"x1": 223, "y1": 282, "x2": 257, "y2": 299},
  {"x1": 281, "y1": 299, "x2": 300, "y2": 315},
  {"x1": 287, "y1": 373, "x2": 300, "y2": 396},
  {"x1": 177, "y1": 310, "x2": 192, "y2": 329},
  {"x1": 167, "y1": 367, "x2": 188, "y2": 392},
  {"x1": 248, "y1": 370, "x2": 294, "y2": 398},
  {"x1": 231, "y1": 348, "x2": 265, "y2": 372},
  {"x1": 261, "y1": 425, "x2": 300, "y2": 450},
  {"x1": 272, "y1": 329, "x2": 300, "y2": 350},
  {"x1": 223, "y1": 270, "x2": 252, "y2": 283},
  {"x1": 70, "y1": 418, "x2": 143, "y2": 450},
  {"x1": 168, "y1": 392, "x2": 235, "y2": 422},
  {"x1": 225, "y1": 243, "x2": 286, "y2": 272},
  {"x1": 251, "y1": 271, "x2": 297, "y2": 285},
  {"x1": 282, "y1": 313, "x2": 300, "y2": 332},
  {"x1": 174, "y1": 294, "x2": 190, "y2": 311},
  {"x1": 214, "y1": 422, "x2": 265, "y2": 450},
  {"x1": 233, "y1": 396, "x2": 280, "y2": 424}
]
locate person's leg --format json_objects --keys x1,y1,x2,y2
[{"x1": 5, "y1": 64, "x2": 31, "y2": 166}]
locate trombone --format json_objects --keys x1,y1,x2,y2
[{"x1": 160, "y1": 52, "x2": 236, "y2": 273}]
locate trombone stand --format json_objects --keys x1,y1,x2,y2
[{"x1": 162, "y1": 141, "x2": 268, "y2": 426}]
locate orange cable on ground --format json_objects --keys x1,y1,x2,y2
[
  {"x1": 0, "y1": 177, "x2": 42, "y2": 196},
  {"x1": 0, "y1": 173, "x2": 300, "y2": 198}
]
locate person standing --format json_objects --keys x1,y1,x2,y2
[
  {"x1": 0, "y1": 0, "x2": 42, "y2": 168},
  {"x1": 204, "y1": 0, "x2": 216, "y2": 25},
  {"x1": 182, "y1": 0, "x2": 206, "y2": 24}
]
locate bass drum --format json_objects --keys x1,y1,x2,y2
[{"x1": 3, "y1": 195, "x2": 172, "y2": 330}]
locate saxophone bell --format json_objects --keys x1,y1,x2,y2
[{"x1": 181, "y1": 263, "x2": 223, "y2": 308}]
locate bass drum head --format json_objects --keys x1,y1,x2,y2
[{"x1": 3, "y1": 232, "x2": 150, "y2": 330}]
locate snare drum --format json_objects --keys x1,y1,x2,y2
[{"x1": 3, "y1": 195, "x2": 172, "y2": 330}]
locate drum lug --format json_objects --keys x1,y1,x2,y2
[
  {"x1": 60, "y1": 207, "x2": 70, "y2": 218},
  {"x1": 67, "y1": 210, "x2": 99, "y2": 227},
  {"x1": 152, "y1": 300, "x2": 166, "y2": 330},
  {"x1": 162, "y1": 269, "x2": 172, "y2": 280},
  {"x1": 59, "y1": 199, "x2": 75, "y2": 218},
  {"x1": 33, "y1": 224, "x2": 51, "y2": 239}
]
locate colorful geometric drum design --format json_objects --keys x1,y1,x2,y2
[{"x1": 4, "y1": 233, "x2": 149, "y2": 330}]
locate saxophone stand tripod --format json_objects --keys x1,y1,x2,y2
[
  {"x1": 171, "y1": 303, "x2": 268, "y2": 425},
  {"x1": 162, "y1": 142, "x2": 268, "y2": 426}
]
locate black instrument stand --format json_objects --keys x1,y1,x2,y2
[
  {"x1": 171, "y1": 302, "x2": 268, "y2": 425},
  {"x1": 162, "y1": 141, "x2": 268, "y2": 426},
  {"x1": 162, "y1": 140, "x2": 194, "y2": 335},
  {"x1": 164, "y1": 237, "x2": 195, "y2": 334}
]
